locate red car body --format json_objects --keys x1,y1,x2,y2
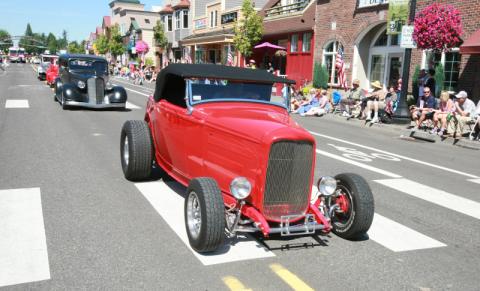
[
  {"x1": 46, "y1": 64, "x2": 58, "y2": 87},
  {"x1": 121, "y1": 64, "x2": 374, "y2": 253}
]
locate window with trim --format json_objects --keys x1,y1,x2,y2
[
  {"x1": 290, "y1": 34, "x2": 298, "y2": 53},
  {"x1": 175, "y1": 11, "x2": 181, "y2": 29},
  {"x1": 323, "y1": 41, "x2": 343, "y2": 85},
  {"x1": 183, "y1": 10, "x2": 189, "y2": 28},
  {"x1": 145, "y1": 19, "x2": 150, "y2": 24},
  {"x1": 424, "y1": 49, "x2": 461, "y2": 92},
  {"x1": 167, "y1": 15, "x2": 173, "y2": 31},
  {"x1": 210, "y1": 10, "x2": 218, "y2": 27},
  {"x1": 302, "y1": 32, "x2": 311, "y2": 52}
]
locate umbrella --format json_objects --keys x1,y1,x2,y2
[{"x1": 254, "y1": 42, "x2": 286, "y2": 50}]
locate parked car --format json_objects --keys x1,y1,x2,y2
[
  {"x1": 46, "y1": 63, "x2": 59, "y2": 87},
  {"x1": 120, "y1": 64, "x2": 374, "y2": 253},
  {"x1": 37, "y1": 54, "x2": 58, "y2": 80},
  {"x1": 54, "y1": 54, "x2": 127, "y2": 109}
]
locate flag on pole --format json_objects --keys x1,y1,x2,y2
[
  {"x1": 335, "y1": 46, "x2": 348, "y2": 90},
  {"x1": 226, "y1": 45, "x2": 234, "y2": 66}
]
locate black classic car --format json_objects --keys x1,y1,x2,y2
[{"x1": 54, "y1": 54, "x2": 127, "y2": 109}]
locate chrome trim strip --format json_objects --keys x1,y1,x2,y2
[{"x1": 64, "y1": 101, "x2": 125, "y2": 108}]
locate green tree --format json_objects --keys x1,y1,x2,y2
[
  {"x1": 233, "y1": 0, "x2": 263, "y2": 60},
  {"x1": 0, "y1": 29, "x2": 12, "y2": 52},
  {"x1": 94, "y1": 35, "x2": 109, "y2": 55},
  {"x1": 57, "y1": 30, "x2": 68, "y2": 50},
  {"x1": 67, "y1": 41, "x2": 84, "y2": 54},
  {"x1": 153, "y1": 21, "x2": 168, "y2": 49},
  {"x1": 20, "y1": 23, "x2": 34, "y2": 53},
  {"x1": 313, "y1": 62, "x2": 329, "y2": 89},
  {"x1": 46, "y1": 33, "x2": 58, "y2": 54},
  {"x1": 109, "y1": 25, "x2": 125, "y2": 62}
]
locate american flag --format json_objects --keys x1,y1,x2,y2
[
  {"x1": 335, "y1": 46, "x2": 348, "y2": 90},
  {"x1": 183, "y1": 47, "x2": 192, "y2": 64},
  {"x1": 226, "y1": 45, "x2": 234, "y2": 66}
]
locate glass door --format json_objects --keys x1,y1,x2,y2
[{"x1": 386, "y1": 53, "x2": 403, "y2": 87}]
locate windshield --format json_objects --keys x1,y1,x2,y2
[
  {"x1": 188, "y1": 79, "x2": 289, "y2": 108},
  {"x1": 69, "y1": 59, "x2": 107, "y2": 74},
  {"x1": 9, "y1": 49, "x2": 18, "y2": 55},
  {"x1": 42, "y1": 56, "x2": 56, "y2": 64}
]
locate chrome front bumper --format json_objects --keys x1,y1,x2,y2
[{"x1": 64, "y1": 101, "x2": 125, "y2": 109}]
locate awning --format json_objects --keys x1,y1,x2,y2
[
  {"x1": 254, "y1": 42, "x2": 286, "y2": 50},
  {"x1": 460, "y1": 29, "x2": 480, "y2": 54}
]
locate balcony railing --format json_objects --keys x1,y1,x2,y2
[{"x1": 265, "y1": 0, "x2": 310, "y2": 18}]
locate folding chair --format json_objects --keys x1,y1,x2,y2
[
  {"x1": 468, "y1": 118, "x2": 479, "y2": 141},
  {"x1": 331, "y1": 91, "x2": 342, "y2": 114}
]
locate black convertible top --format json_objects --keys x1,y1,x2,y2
[{"x1": 154, "y1": 63, "x2": 294, "y2": 102}]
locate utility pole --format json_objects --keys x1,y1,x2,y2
[{"x1": 397, "y1": 0, "x2": 417, "y2": 118}]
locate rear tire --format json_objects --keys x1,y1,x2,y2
[
  {"x1": 120, "y1": 120, "x2": 153, "y2": 181},
  {"x1": 185, "y1": 178, "x2": 225, "y2": 253},
  {"x1": 331, "y1": 173, "x2": 374, "y2": 239}
]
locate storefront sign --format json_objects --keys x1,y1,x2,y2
[
  {"x1": 387, "y1": 0, "x2": 409, "y2": 35},
  {"x1": 221, "y1": 12, "x2": 237, "y2": 24},
  {"x1": 400, "y1": 25, "x2": 417, "y2": 48},
  {"x1": 195, "y1": 18, "x2": 207, "y2": 30},
  {"x1": 358, "y1": 0, "x2": 388, "y2": 8}
]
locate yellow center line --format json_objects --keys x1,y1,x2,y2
[
  {"x1": 222, "y1": 276, "x2": 253, "y2": 291},
  {"x1": 269, "y1": 263, "x2": 314, "y2": 291}
]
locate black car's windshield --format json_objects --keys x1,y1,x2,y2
[
  {"x1": 42, "y1": 56, "x2": 56, "y2": 64},
  {"x1": 69, "y1": 59, "x2": 108, "y2": 75},
  {"x1": 189, "y1": 79, "x2": 288, "y2": 108}
]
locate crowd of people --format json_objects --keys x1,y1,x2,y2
[{"x1": 112, "y1": 63, "x2": 158, "y2": 85}]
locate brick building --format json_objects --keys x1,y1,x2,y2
[{"x1": 314, "y1": 0, "x2": 480, "y2": 102}]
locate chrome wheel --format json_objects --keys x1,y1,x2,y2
[
  {"x1": 186, "y1": 191, "x2": 202, "y2": 240},
  {"x1": 123, "y1": 138, "x2": 129, "y2": 166}
]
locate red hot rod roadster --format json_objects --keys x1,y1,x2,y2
[{"x1": 120, "y1": 64, "x2": 374, "y2": 253}]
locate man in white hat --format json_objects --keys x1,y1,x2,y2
[{"x1": 447, "y1": 90, "x2": 476, "y2": 138}]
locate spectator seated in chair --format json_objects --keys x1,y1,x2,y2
[
  {"x1": 293, "y1": 88, "x2": 319, "y2": 115},
  {"x1": 382, "y1": 84, "x2": 398, "y2": 122},
  {"x1": 447, "y1": 91, "x2": 476, "y2": 139},
  {"x1": 430, "y1": 91, "x2": 455, "y2": 136},
  {"x1": 364, "y1": 80, "x2": 386, "y2": 123},
  {"x1": 410, "y1": 87, "x2": 437, "y2": 131},
  {"x1": 340, "y1": 79, "x2": 363, "y2": 118},
  {"x1": 304, "y1": 89, "x2": 331, "y2": 117},
  {"x1": 470, "y1": 100, "x2": 480, "y2": 141}
]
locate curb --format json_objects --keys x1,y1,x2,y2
[{"x1": 402, "y1": 129, "x2": 480, "y2": 150}]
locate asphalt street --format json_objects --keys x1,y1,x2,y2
[{"x1": 1, "y1": 63, "x2": 479, "y2": 290}]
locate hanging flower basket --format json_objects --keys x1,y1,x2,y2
[
  {"x1": 413, "y1": 3, "x2": 463, "y2": 52},
  {"x1": 275, "y1": 50, "x2": 287, "y2": 57}
]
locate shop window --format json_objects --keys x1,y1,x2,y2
[
  {"x1": 370, "y1": 55, "x2": 385, "y2": 83},
  {"x1": 291, "y1": 34, "x2": 298, "y2": 53},
  {"x1": 167, "y1": 15, "x2": 173, "y2": 31},
  {"x1": 374, "y1": 30, "x2": 388, "y2": 47},
  {"x1": 424, "y1": 50, "x2": 461, "y2": 92},
  {"x1": 183, "y1": 10, "x2": 189, "y2": 29},
  {"x1": 175, "y1": 11, "x2": 181, "y2": 29},
  {"x1": 323, "y1": 41, "x2": 343, "y2": 85},
  {"x1": 302, "y1": 32, "x2": 311, "y2": 52}
]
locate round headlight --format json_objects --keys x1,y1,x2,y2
[
  {"x1": 77, "y1": 80, "x2": 86, "y2": 89},
  {"x1": 106, "y1": 81, "x2": 114, "y2": 90},
  {"x1": 230, "y1": 177, "x2": 252, "y2": 200},
  {"x1": 317, "y1": 176, "x2": 337, "y2": 196}
]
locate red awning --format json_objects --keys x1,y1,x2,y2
[{"x1": 460, "y1": 29, "x2": 480, "y2": 54}]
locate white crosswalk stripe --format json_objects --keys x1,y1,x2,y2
[
  {"x1": 0, "y1": 188, "x2": 50, "y2": 287},
  {"x1": 135, "y1": 180, "x2": 275, "y2": 266},
  {"x1": 125, "y1": 101, "x2": 141, "y2": 109},
  {"x1": 5, "y1": 99, "x2": 29, "y2": 108},
  {"x1": 374, "y1": 178, "x2": 480, "y2": 220}
]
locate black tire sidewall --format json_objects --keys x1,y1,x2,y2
[{"x1": 120, "y1": 120, "x2": 153, "y2": 181}]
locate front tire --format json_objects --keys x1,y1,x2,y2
[
  {"x1": 120, "y1": 120, "x2": 153, "y2": 181},
  {"x1": 185, "y1": 178, "x2": 225, "y2": 253},
  {"x1": 331, "y1": 173, "x2": 374, "y2": 239}
]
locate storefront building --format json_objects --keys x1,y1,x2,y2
[{"x1": 256, "y1": 0, "x2": 316, "y2": 88}]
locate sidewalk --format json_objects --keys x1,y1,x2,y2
[{"x1": 315, "y1": 113, "x2": 480, "y2": 150}]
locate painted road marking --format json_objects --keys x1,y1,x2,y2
[
  {"x1": 126, "y1": 101, "x2": 141, "y2": 109},
  {"x1": 368, "y1": 213, "x2": 446, "y2": 252},
  {"x1": 310, "y1": 131, "x2": 479, "y2": 179},
  {"x1": 375, "y1": 178, "x2": 480, "y2": 220},
  {"x1": 222, "y1": 276, "x2": 252, "y2": 291},
  {"x1": 0, "y1": 188, "x2": 50, "y2": 287},
  {"x1": 468, "y1": 178, "x2": 480, "y2": 185},
  {"x1": 270, "y1": 264, "x2": 314, "y2": 291},
  {"x1": 113, "y1": 84, "x2": 151, "y2": 97},
  {"x1": 5, "y1": 99, "x2": 29, "y2": 108},
  {"x1": 135, "y1": 181, "x2": 275, "y2": 266},
  {"x1": 316, "y1": 149, "x2": 402, "y2": 178}
]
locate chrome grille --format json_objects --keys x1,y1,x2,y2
[
  {"x1": 87, "y1": 78, "x2": 105, "y2": 104},
  {"x1": 263, "y1": 141, "x2": 313, "y2": 221}
]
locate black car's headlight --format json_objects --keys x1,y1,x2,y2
[
  {"x1": 106, "y1": 81, "x2": 114, "y2": 90},
  {"x1": 77, "y1": 80, "x2": 86, "y2": 89}
]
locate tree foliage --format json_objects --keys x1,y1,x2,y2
[
  {"x1": 434, "y1": 63, "x2": 445, "y2": 96},
  {"x1": 94, "y1": 35, "x2": 109, "y2": 55},
  {"x1": 109, "y1": 25, "x2": 125, "y2": 61},
  {"x1": 68, "y1": 41, "x2": 84, "y2": 54},
  {"x1": 233, "y1": 0, "x2": 263, "y2": 59},
  {"x1": 0, "y1": 29, "x2": 12, "y2": 51},
  {"x1": 57, "y1": 30, "x2": 68, "y2": 50},
  {"x1": 153, "y1": 21, "x2": 168, "y2": 49},
  {"x1": 47, "y1": 33, "x2": 58, "y2": 54},
  {"x1": 313, "y1": 62, "x2": 329, "y2": 89},
  {"x1": 413, "y1": 3, "x2": 463, "y2": 52}
]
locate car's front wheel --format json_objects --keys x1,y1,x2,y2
[
  {"x1": 120, "y1": 120, "x2": 153, "y2": 181},
  {"x1": 331, "y1": 173, "x2": 374, "y2": 239},
  {"x1": 185, "y1": 178, "x2": 225, "y2": 253}
]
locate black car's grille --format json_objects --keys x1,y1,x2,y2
[
  {"x1": 87, "y1": 78, "x2": 104, "y2": 104},
  {"x1": 263, "y1": 141, "x2": 314, "y2": 221}
]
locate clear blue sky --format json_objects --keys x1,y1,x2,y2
[{"x1": 0, "y1": 0, "x2": 163, "y2": 42}]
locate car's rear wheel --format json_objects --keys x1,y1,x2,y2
[
  {"x1": 185, "y1": 178, "x2": 225, "y2": 253},
  {"x1": 120, "y1": 120, "x2": 153, "y2": 181},
  {"x1": 331, "y1": 173, "x2": 374, "y2": 239}
]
